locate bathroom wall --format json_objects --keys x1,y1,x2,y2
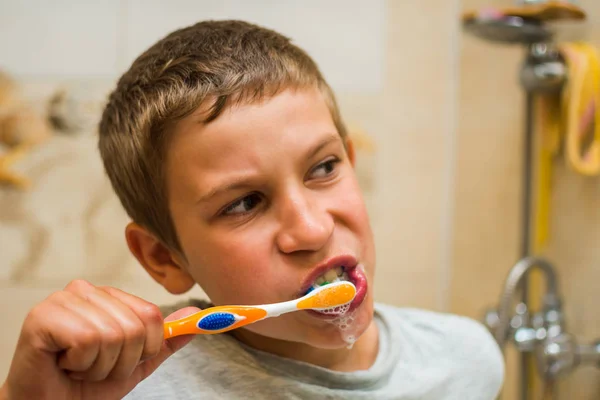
[{"x1": 1, "y1": 1, "x2": 599, "y2": 398}]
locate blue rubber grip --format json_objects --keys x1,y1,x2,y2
[{"x1": 198, "y1": 312, "x2": 236, "y2": 331}]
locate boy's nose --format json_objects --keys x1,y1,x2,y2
[{"x1": 275, "y1": 192, "x2": 333, "y2": 254}]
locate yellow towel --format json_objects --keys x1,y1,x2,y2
[
  {"x1": 560, "y1": 42, "x2": 600, "y2": 176},
  {"x1": 533, "y1": 42, "x2": 600, "y2": 253}
]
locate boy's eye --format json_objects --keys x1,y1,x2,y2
[
  {"x1": 222, "y1": 193, "x2": 262, "y2": 216},
  {"x1": 310, "y1": 158, "x2": 340, "y2": 179}
]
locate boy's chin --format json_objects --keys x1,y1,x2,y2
[
  {"x1": 305, "y1": 335, "x2": 362, "y2": 350},
  {"x1": 306, "y1": 312, "x2": 373, "y2": 349},
  {"x1": 280, "y1": 315, "x2": 373, "y2": 350}
]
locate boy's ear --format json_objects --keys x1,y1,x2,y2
[
  {"x1": 344, "y1": 136, "x2": 356, "y2": 167},
  {"x1": 125, "y1": 222, "x2": 195, "y2": 294}
]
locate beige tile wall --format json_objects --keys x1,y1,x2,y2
[
  {"x1": 371, "y1": 0, "x2": 459, "y2": 311},
  {"x1": 452, "y1": 1, "x2": 525, "y2": 398},
  {"x1": 1, "y1": 1, "x2": 599, "y2": 399}
]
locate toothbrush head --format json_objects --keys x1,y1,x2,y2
[
  {"x1": 296, "y1": 281, "x2": 356, "y2": 310},
  {"x1": 197, "y1": 312, "x2": 237, "y2": 331},
  {"x1": 164, "y1": 306, "x2": 269, "y2": 338}
]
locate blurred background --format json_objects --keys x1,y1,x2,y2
[{"x1": 1, "y1": 1, "x2": 599, "y2": 399}]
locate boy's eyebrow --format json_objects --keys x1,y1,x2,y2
[
  {"x1": 307, "y1": 133, "x2": 341, "y2": 160},
  {"x1": 196, "y1": 180, "x2": 255, "y2": 205},
  {"x1": 197, "y1": 133, "x2": 342, "y2": 204}
]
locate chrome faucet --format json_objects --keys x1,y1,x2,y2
[{"x1": 484, "y1": 256, "x2": 600, "y2": 379}]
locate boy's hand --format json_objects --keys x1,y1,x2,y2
[{"x1": 0, "y1": 280, "x2": 199, "y2": 400}]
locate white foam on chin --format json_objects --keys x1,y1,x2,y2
[{"x1": 325, "y1": 309, "x2": 359, "y2": 348}]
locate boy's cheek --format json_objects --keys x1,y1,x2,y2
[
  {"x1": 194, "y1": 268, "x2": 297, "y2": 305},
  {"x1": 336, "y1": 179, "x2": 368, "y2": 211}
]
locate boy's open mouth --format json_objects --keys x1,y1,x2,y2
[{"x1": 298, "y1": 255, "x2": 368, "y2": 319}]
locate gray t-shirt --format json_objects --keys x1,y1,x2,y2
[{"x1": 126, "y1": 302, "x2": 504, "y2": 399}]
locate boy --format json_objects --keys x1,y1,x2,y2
[{"x1": 0, "y1": 20, "x2": 504, "y2": 399}]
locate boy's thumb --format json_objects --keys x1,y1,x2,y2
[{"x1": 134, "y1": 306, "x2": 201, "y2": 382}]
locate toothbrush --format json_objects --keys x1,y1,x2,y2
[{"x1": 163, "y1": 281, "x2": 356, "y2": 339}]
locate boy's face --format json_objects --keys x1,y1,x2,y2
[{"x1": 165, "y1": 87, "x2": 375, "y2": 349}]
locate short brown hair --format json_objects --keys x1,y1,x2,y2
[{"x1": 99, "y1": 20, "x2": 347, "y2": 253}]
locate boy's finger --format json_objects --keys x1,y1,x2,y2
[
  {"x1": 58, "y1": 295, "x2": 127, "y2": 381},
  {"x1": 132, "y1": 307, "x2": 200, "y2": 383},
  {"x1": 80, "y1": 288, "x2": 147, "y2": 380},
  {"x1": 98, "y1": 286, "x2": 165, "y2": 360},
  {"x1": 28, "y1": 302, "x2": 101, "y2": 372}
]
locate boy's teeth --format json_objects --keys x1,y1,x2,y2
[
  {"x1": 324, "y1": 269, "x2": 338, "y2": 283},
  {"x1": 310, "y1": 267, "x2": 349, "y2": 289}
]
